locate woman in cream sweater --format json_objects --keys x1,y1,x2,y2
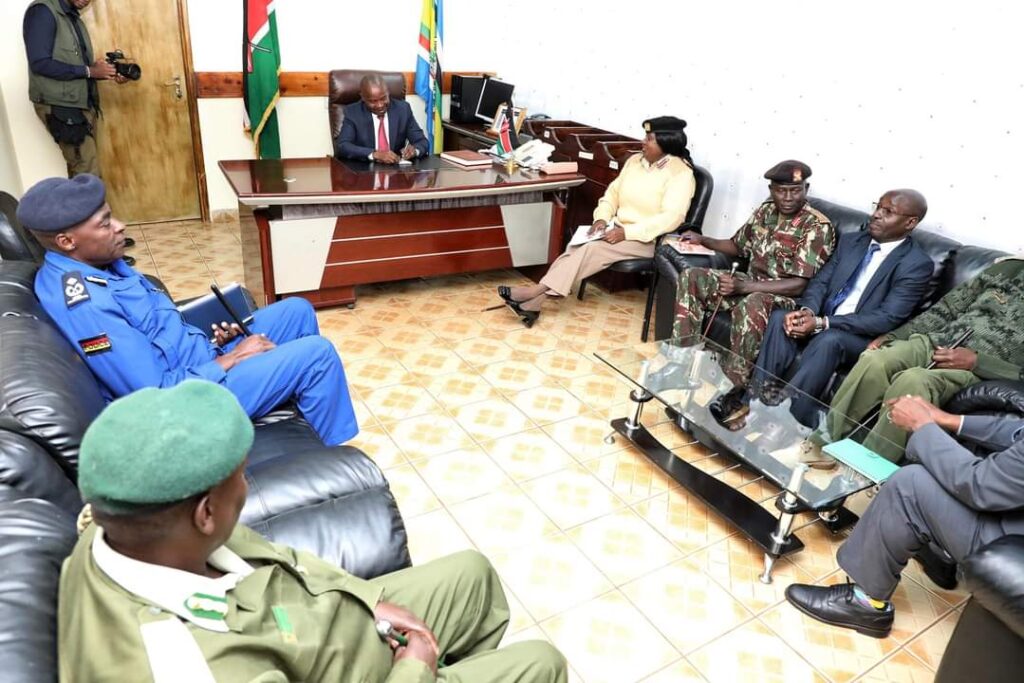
[{"x1": 498, "y1": 116, "x2": 696, "y2": 327}]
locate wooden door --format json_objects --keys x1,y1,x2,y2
[{"x1": 81, "y1": 0, "x2": 199, "y2": 223}]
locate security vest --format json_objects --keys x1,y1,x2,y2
[{"x1": 27, "y1": 0, "x2": 95, "y2": 109}]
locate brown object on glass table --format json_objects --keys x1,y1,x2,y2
[{"x1": 595, "y1": 334, "x2": 901, "y2": 583}]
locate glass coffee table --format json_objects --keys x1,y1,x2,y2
[{"x1": 595, "y1": 335, "x2": 899, "y2": 583}]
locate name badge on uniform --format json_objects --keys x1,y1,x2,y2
[
  {"x1": 62, "y1": 271, "x2": 90, "y2": 308},
  {"x1": 184, "y1": 593, "x2": 229, "y2": 621}
]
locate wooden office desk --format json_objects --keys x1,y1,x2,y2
[{"x1": 219, "y1": 156, "x2": 585, "y2": 308}]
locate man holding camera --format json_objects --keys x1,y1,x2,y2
[{"x1": 23, "y1": 0, "x2": 128, "y2": 179}]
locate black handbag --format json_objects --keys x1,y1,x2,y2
[{"x1": 45, "y1": 106, "x2": 92, "y2": 147}]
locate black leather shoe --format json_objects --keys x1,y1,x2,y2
[
  {"x1": 914, "y1": 545, "x2": 958, "y2": 590},
  {"x1": 785, "y1": 583, "x2": 893, "y2": 638},
  {"x1": 709, "y1": 387, "x2": 748, "y2": 428},
  {"x1": 124, "y1": 236, "x2": 136, "y2": 249}
]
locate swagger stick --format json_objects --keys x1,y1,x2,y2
[
  {"x1": 702, "y1": 262, "x2": 739, "y2": 339},
  {"x1": 866, "y1": 327, "x2": 975, "y2": 427}
]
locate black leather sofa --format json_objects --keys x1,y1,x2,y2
[{"x1": 0, "y1": 214, "x2": 410, "y2": 679}]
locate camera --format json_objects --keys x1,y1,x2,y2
[{"x1": 105, "y1": 50, "x2": 142, "y2": 81}]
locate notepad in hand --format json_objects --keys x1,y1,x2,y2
[
  {"x1": 822, "y1": 439, "x2": 900, "y2": 483},
  {"x1": 177, "y1": 283, "x2": 255, "y2": 340}
]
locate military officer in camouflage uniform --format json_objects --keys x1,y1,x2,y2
[
  {"x1": 59, "y1": 381, "x2": 568, "y2": 682},
  {"x1": 672, "y1": 160, "x2": 834, "y2": 424}
]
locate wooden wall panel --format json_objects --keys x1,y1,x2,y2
[{"x1": 195, "y1": 71, "x2": 492, "y2": 98}]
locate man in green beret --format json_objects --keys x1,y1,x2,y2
[{"x1": 59, "y1": 381, "x2": 567, "y2": 682}]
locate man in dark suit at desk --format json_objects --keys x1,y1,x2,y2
[
  {"x1": 736, "y1": 189, "x2": 933, "y2": 430},
  {"x1": 335, "y1": 74, "x2": 429, "y2": 163}
]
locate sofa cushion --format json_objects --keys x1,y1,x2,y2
[
  {"x1": 963, "y1": 535, "x2": 1024, "y2": 639},
  {"x1": 0, "y1": 489, "x2": 77, "y2": 682}
]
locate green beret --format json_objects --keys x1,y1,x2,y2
[
  {"x1": 79, "y1": 381, "x2": 254, "y2": 513},
  {"x1": 764, "y1": 160, "x2": 812, "y2": 184},
  {"x1": 16, "y1": 174, "x2": 107, "y2": 233}
]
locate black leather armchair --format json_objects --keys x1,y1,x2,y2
[
  {"x1": 577, "y1": 163, "x2": 715, "y2": 342},
  {"x1": 933, "y1": 381, "x2": 1024, "y2": 681},
  {"x1": 0, "y1": 256, "x2": 411, "y2": 681}
]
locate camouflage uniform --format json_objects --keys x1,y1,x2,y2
[{"x1": 672, "y1": 201, "x2": 834, "y2": 385}]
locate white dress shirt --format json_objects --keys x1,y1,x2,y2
[{"x1": 833, "y1": 238, "x2": 906, "y2": 316}]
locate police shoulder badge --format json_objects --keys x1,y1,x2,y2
[
  {"x1": 62, "y1": 271, "x2": 91, "y2": 308},
  {"x1": 78, "y1": 334, "x2": 112, "y2": 356}
]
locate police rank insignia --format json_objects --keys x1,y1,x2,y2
[
  {"x1": 78, "y1": 334, "x2": 112, "y2": 356},
  {"x1": 62, "y1": 271, "x2": 90, "y2": 307}
]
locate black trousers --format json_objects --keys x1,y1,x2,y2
[
  {"x1": 751, "y1": 309, "x2": 870, "y2": 425},
  {"x1": 836, "y1": 464, "x2": 1006, "y2": 599}
]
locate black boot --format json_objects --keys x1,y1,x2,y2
[
  {"x1": 709, "y1": 387, "x2": 749, "y2": 428},
  {"x1": 785, "y1": 582, "x2": 893, "y2": 638},
  {"x1": 913, "y1": 545, "x2": 958, "y2": 590}
]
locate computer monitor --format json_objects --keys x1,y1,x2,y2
[{"x1": 475, "y1": 78, "x2": 515, "y2": 123}]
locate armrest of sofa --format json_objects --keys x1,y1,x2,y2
[
  {"x1": 654, "y1": 243, "x2": 747, "y2": 282},
  {"x1": 241, "y1": 445, "x2": 411, "y2": 579},
  {"x1": 962, "y1": 535, "x2": 1024, "y2": 639},
  {"x1": 0, "y1": 488, "x2": 77, "y2": 683},
  {"x1": 0, "y1": 432, "x2": 81, "y2": 515},
  {"x1": 945, "y1": 380, "x2": 1024, "y2": 417}
]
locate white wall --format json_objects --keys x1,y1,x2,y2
[
  {"x1": 0, "y1": 1, "x2": 67, "y2": 195},
  {"x1": 449, "y1": 0, "x2": 1024, "y2": 249},
  {"x1": 0, "y1": 85, "x2": 24, "y2": 195}
]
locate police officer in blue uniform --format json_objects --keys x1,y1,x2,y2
[{"x1": 18, "y1": 174, "x2": 358, "y2": 446}]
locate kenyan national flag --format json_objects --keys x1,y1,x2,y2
[{"x1": 243, "y1": 0, "x2": 281, "y2": 158}]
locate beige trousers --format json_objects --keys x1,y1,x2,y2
[
  {"x1": 540, "y1": 239, "x2": 654, "y2": 296},
  {"x1": 34, "y1": 103, "x2": 99, "y2": 177}
]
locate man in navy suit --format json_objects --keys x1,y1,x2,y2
[
  {"x1": 335, "y1": 74, "x2": 429, "y2": 164},
  {"x1": 743, "y1": 189, "x2": 933, "y2": 428}
]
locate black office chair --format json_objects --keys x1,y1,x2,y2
[{"x1": 576, "y1": 163, "x2": 714, "y2": 342}]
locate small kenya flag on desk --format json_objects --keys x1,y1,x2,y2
[
  {"x1": 243, "y1": 0, "x2": 281, "y2": 158},
  {"x1": 495, "y1": 97, "x2": 520, "y2": 156}
]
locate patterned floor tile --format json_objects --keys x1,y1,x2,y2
[
  {"x1": 531, "y1": 349, "x2": 600, "y2": 379},
  {"x1": 374, "y1": 324, "x2": 438, "y2": 352},
  {"x1": 450, "y1": 336, "x2": 516, "y2": 367},
  {"x1": 448, "y1": 398, "x2": 534, "y2": 442},
  {"x1": 333, "y1": 333, "x2": 391, "y2": 362},
  {"x1": 345, "y1": 423, "x2": 406, "y2": 470},
  {"x1": 540, "y1": 590, "x2": 680, "y2": 683},
  {"x1": 397, "y1": 347, "x2": 470, "y2": 378},
  {"x1": 499, "y1": 327, "x2": 562, "y2": 355},
  {"x1": 638, "y1": 659, "x2": 706, "y2": 682},
  {"x1": 855, "y1": 649, "x2": 936, "y2": 682},
  {"x1": 560, "y1": 373, "x2": 633, "y2": 410},
  {"x1": 480, "y1": 359, "x2": 549, "y2": 393},
  {"x1": 903, "y1": 606, "x2": 962, "y2": 671},
  {"x1": 632, "y1": 488, "x2": 738, "y2": 556},
  {"x1": 685, "y1": 534, "x2": 813, "y2": 615},
  {"x1": 621, "y1": 558, "x2": 754, "y2": 654},
  {"x1": 584, "y1": 448, "x2": 681, "y2": 503},
  {"x1": 447, "y1": 484, "x2": 559, "y2": 552},
  {"x1": 511, "y1": 386, "x2": 586, "y2": 425},
  {"x1": 888, "y1": 576, "x2": 959, "y2": 643},
  {"x1": 356, "y1": 307, "x2": 421, "y2": 328},
  {"x1": 362, "y1": 383, "x2": 442, "y2": 423},
  {"x1": 520, "y1": 464, "x2": 625, "y2": 529},
  {"x1": 381, "y1": 463, "x2": 442, "y2": 518},
  {"x1": 567, "y1": 508, "x2": 683, "y2": 585},
  {"x1": 490, "y1": 532, "x2": 614, "y2": 622},
  {"x1": 385, "y1": 413, "x2": 475, "y2": 461},
  {"x1": 423, "y1": 316, "x2": 488, "y2": 342},
  {"x1": 689, "y1": 619, "x2": 827, "y2": 683},
  {"x1": 412, "y1": 447, "x2": 512, "y2": 505},
  {"x1": 420, "y1": 370, "x2": 502, "y2": 409},
  {"x1": 403, "y1": 508, "x2": 476, "y2": 564},
  {"x1": 344, "y1": 357, "x2": 415, "y2": 393},
  {"x1": 542, "y1": 414, "x2": 633, "y2": 462},
  {"x1": 480, "y1": 428, "x2": 576, "y2": 482}
]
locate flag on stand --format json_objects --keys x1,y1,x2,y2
[
  {"x1": 243, "y1": 0, "x2": 281, "y2": 158},
  {"x1": 415, "y1": 0, "x2": 444, "y2": 154},
  {"x1": 494, "y1": 97, "x2": 520, "y2": 156}
]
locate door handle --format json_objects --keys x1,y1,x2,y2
[{"x1": 163, "y1": 75, "x2": 183, "y2": 100}]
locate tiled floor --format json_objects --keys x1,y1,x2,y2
[{"x1": 133, "y1": 219, "x2": 966, "y2": 682}]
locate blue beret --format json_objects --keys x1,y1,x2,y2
[
  {"x1": 16, "y1": 174, "x2": 106, "y2": 233},
  {"x1": 79, "y1": 381, "x2": 254, "y2": 513}
]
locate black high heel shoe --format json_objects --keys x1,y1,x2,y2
[
  {"x1": 504, "y1": 299, "x2": 540, "y2": 328},
  {"x1": 497, "y1": 285, "x2": 516, "y2": 303}
]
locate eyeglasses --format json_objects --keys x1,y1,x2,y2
[{"x1": 871, "y1": 202, "x2": 917, "y2": 219}]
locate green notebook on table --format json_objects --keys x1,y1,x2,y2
[{"x1": 823, "y1": 439, "x2": 900, "y2": 483}]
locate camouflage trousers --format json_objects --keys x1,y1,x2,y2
[{"x1": 672, "y1": 267, "x2": 796, "y2": 386}]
